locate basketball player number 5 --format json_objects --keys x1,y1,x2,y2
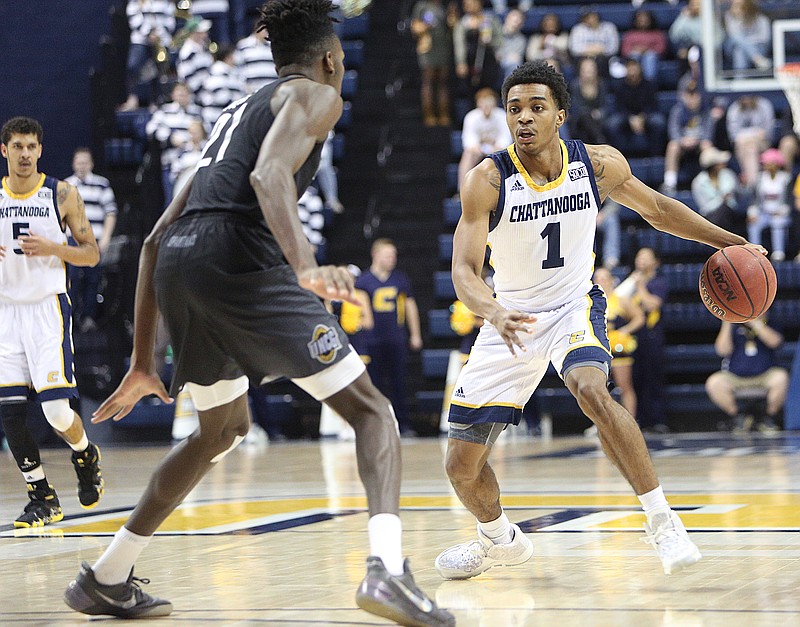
[
  {"x1": 12, "y1": 222, "x2": 30, "y2": 255},
  {"x1": 540, "y1": 222, "x2": 564, "y2": 269}
]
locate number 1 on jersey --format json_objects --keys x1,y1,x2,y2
[{"x1": 540, "y1": 222, "x2": 565, "y2": 269}]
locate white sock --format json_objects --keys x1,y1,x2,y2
[
  {"x1": 92, "y1": 526, "x2": 151, "y2": 585},
  {"x1": 23, "y1": 466, "x2": 46, "y2": 483},
  {"x1": 478, "y1": 511, "x2": 513, "y2": 544},
  {"x1": 638, "y1": 485, "x2": 670, "y2": 520},
  {"x1": 69, "y1": 433, "x2": 89, "y2": 453},
  {"x1": 368, "y1": 513, "x2": 404, "y2": 576}
]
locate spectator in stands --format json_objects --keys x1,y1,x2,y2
[
  {"x1": 170, "y1": 119, "x2": 208, "y2": 198},
  {"x1": 496, "y1": 9, "x2": 527, "y2": 81},
  {"x1": 526, "y1": 13, "x2": 571, "y2": 74},
  {"x1": 198, "y1": 44, "x2": 247, "y2": 127},
  {"x1": 791, "y1": 171, "x2": 800, "y2": 261},
  {"x1": 596, "y1": 199, "x2": 621, "y2": 270},
  {"x1": 145, "y1": 82, "x2": 205, "y2": 202},
  {"x1": 593, "y1": 267, "x2": 645, "y2": 420},
  {"x1": 457, "y1": 87, "x2": 512, "y2": 193},
  {"x1": 355, "y1": 239, "x2": 423, "y2": 436},
  {"x1": 66, "y1": 148, "x2": 118, "y2": 333},
  {"x1": 411, "y1": 0, "x2": 455, "y2": 126},
  {"x1": 661, "y1": 82, "x2": 715, "y2": 195},
  {"x1": 487, "y1": 0, "x2": 531, "y2": 13},
  {"x1": 235, "y1": 18, "x2": 278, "y2": 93},
  {"x1": 568, "y1": 7, "x2": 619, "y2": 77},
  {"x1": 618, "y1": 247, "x2": 669, "y2": 434},
  {"x1": 723, "y1": 0, "x2": 772, "y2": 72},
  {"x1": 668, "y1": 0, "x2": 703, "y2": 66},
  {"x1": 606, "y1": 57, "x2": 666, "y2": 157},
  {"x1": 706, "y1": 317, "x2": 788, "y2": 433},
  {"x1": 621, "y1": 9, "x2": 667, "y2": 83},
  {"x1": 315, "y1": 131, "x2": 345, "y2": 214},
  {"x1": 453, "y1": 0, "x2": 503, "y2": 100},
  {"x1": 691, "y1": 146, "x2": 745, "y2": 234},
  {"x1": 298, "y1": 186, "x2": 327, "y2": 261},
  {"x1": 567, "y1": 56, "x2": 609, "y2": 144},
  {"x1": 177, "y1": 16, "x2": 214, "y2": 101},
  {"x1": 120, "y1": 0, "x2": 176, "y2": 111},
  {"x1": 189, "y1": 0, "x2": 231, "y2": 44},
  {"x1": 748, "y1": 148, "x2": 792, "y2": 261},
  {"x1": 726, "y1": 94, "x2": 775, "y2": 188}
]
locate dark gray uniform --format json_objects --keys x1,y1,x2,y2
[{"x1": 155, "y1": 75, "x2": 351, "y2": 395}]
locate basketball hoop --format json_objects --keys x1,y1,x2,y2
[{"x1": 776, "y1": 62, "x2": 800, "y2": 135}]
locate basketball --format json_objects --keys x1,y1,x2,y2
[{"x1": 698, "y1": 245, "x2": 777, "y2": 323}]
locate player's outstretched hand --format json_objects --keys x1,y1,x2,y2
[
  {"x1": 299, "y1": 266, "x2": 360, "y2": 305},
  {"x1": 92, "y1": 370, "x2": 173, "y2": 423},
  {"x1": 741, "y1": 242, "x2": 768, "y2": 256},
  {"x1": 489, "y1": 309, "x2": 536, "y2": 356}
]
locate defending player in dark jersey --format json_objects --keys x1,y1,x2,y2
[{"x1": 63, "y1": 2, "x2": 453, "y2": 626}]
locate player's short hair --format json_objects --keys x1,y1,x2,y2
[
  {"x1": 73, "y1": 146, "x2": 92, "y2": 158},
  {"x1": 257, "y1": 0, "x2": 338, "y2": 70},
  {"x1": 501, "y1": 60, "x2": 571, "y2": 113},
  {"x1": 1, "y1": 116, "x2": 43, "y2": 145},
  {"x1": 372, "y1": 237, "x2": 396, "y2": 253}
]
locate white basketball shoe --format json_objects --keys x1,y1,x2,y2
[
  {"x1": 644, "y1": 509, "x2": 702, "y2": 575},
  {"x1": 435, "y1": 523, "x2": 533, "y2": 580}
]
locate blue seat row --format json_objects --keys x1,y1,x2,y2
[
  {"x1": 105, "y1": 138, "x2": 145, "y2": 167},
  {"x1": 521, "y1": 3, "x2": 681, "y2": 34}
]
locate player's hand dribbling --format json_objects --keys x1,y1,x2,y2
[
  {"x1": 92, "y1": 370, "x2": 173, "y2": 423},
  {"x1": 299, "y1": 266, "x2": 361, "y2": 305},
  {"x1": 489, "y1": 309, "x2": 536, "y2": 356}
]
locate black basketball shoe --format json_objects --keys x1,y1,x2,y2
[
  {"x1": 14, "y1": 483, "x2": 64, "y2": 528},
  {"x1": 356, "y1": 556, "x2": 455, "y2": 627},
  {"x1": 71, "y1": 442, "x2": 104, "y2": 508},
  {"x1": 64, "y1": 561, "x2": 173, "y2": 618}
]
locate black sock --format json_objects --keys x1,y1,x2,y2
[
  {"x1": 30, "y1": 478, "x2": 50, "y2": 492},
  {"x1": 1, "y1": 402, "x2": 43, "y2": 477}
]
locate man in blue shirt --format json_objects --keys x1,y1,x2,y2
[{"x1": 705, "y1": 316, "x2": 788, "y2": 433}]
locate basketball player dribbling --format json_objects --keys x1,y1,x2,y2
[
  {"x1": 64, "y1": 2, "x2": 453, "y2": 626},
  {"x1": 0, "y1": 116, "x2": 104, "y2": 528},
  {"x1": 434, "y1": 61, "x2": 767, "y2": 580}
]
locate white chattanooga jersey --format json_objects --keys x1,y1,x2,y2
[
  {"x1": 487, "y1": 139, "x2": 600, "y2": 312},
  {"x1": 0, "y1": 174, "x2": 68, "y2": 303}
]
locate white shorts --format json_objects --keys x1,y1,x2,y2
[
  {"x1": 448, "y1": 287, "x2": 611, "y2": 426},
  {"x1": 0, "y1": 295, "x2": 78, "y2": 402}
]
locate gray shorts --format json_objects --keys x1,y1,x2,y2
[{"x1": 448, "y1": 421, "x2": 508, "y2": 447}]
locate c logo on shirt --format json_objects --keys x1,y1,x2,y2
[
  {"x1": 569, "y1": 331, "x2": 586, "y2": 344},
  {"x1": 47, "y1": 371, "x2": 60, "y2": 383},
  {"x1": 307, "y1": 324, "x2": 343, "y2": 364}
]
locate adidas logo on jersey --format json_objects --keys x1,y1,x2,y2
[
  {"x1": 510, "y1": 180, "x2": 525, "y2": 192},
  {"x1": 454, "y1": 387, "x2": 466, "y2": 399}
]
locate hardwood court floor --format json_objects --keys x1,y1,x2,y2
[{"x1": 2, "y1": 431, "x2": 800, "y2": 626}]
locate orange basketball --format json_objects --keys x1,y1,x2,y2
[{"x1": 699, "y1": 245, "x2": 777, "y2": 323}]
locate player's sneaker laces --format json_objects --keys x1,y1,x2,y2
[
  {"x1": 356, "y1": 556, "x2": 455, "y2": 627},
  {"x1": 435, "y1": 522, "x2": 533, "y2": 580},
  {"x1": 643, "y1": 509, "x2": 702, "y2": 575},
  {"x1": 64, "y1": 561, "x2": 173, "y2": 618},
  {"x1": 14, "y1": 483, "x2": 64, "y2": 528},
  {"x1": 71, "y1": 442, "x2": 104, "y2": 508}
]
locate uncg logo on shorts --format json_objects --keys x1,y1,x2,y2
[{"x1": 307, "y1": 324, "x2": 343, "y2": 364}]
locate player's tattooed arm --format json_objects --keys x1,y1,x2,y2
[
  {"x1": 587, "y1": 144, "x2": 630, "y2": 200},
  {"x1": 59, "y1": 181, "x2": 100, "y2": 266},
  {"x1": 487, "y1": 167, "x2": 502, "y2": 193},
  {"x1": 57, "y1": 181, "x2": 71, "y2": 207}
]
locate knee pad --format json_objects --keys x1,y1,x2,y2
[
  {"x1": 210, "y1": 434, "x2": 245, "y2": 463},
  {"x1": 41, "y1": 399, "x2": 75, "y2": 432}
]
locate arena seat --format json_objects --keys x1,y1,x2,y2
[
  {"x1": 421, "y1": 349, "x2": 452, "y2": 378},
  {"x1": 443, "y1": 197, "x2": 461, "y2": 226},
  {"x1": 438, "y1": 233, "x2": 453, "y2": 262},
  {"x1": 341, "y1": 70, "x2": 359, "y2": 99},
  {"x1": 428, "y1": 309, "x2": 456, "y2": 338},
  {"x1": 115, "y1": 109, "x2": 151, "y2": 139},
  {"x1": 342, "y1": 40, "x2": 364, "y2": 69},
  {"x1": 334, "y1": 13, "x2": 369, "y2": 40},
  {"x1": 450, "y1": 131, "x2": 462, "y2": 159},
  {"x1": 434, "y1": 271, "x2": 456, "y2": 300}
]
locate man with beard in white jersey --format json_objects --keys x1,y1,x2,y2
[
  {"x1": 434, "y1": 61, "x2": 767, "y2": 580},
  {"x1": 0, "y1": 116, "x2": 103, "y2": 528}
]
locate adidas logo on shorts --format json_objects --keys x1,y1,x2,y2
[
  {"x1": 510, "y1": 180, "x2": 525, "y2": 192},
  {"x1": 454, "y1": 387, "x2": 466, "y2": 399}
]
